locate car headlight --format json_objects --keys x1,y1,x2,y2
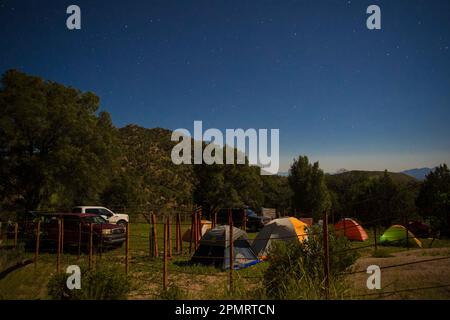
[{"x1": 102, "y1": 229, "x2": 112, "y2": 235}]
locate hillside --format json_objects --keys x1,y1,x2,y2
[{"x1": 328, "y1": 170, "x2": 418, "y2": 184}]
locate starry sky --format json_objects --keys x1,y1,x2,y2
[{"x1": 1, "y1": 0, "x2": 449, "y2": 173}]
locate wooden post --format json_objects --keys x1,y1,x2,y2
[
  {"x1": 405, "y1": 214, "x2": 409, "y2": 250},
  {"x1": 175, "y1": 213, "x2": 181, "y2": 254},
  {"x1": 34, "y1": 221, "x2": 41, "y2": 270},
  {"x1": 151, "y1": 213, "x2": 158, "y2": 258},
  {"x1": 149, "y1": 214, "x2": 154, "y2": 257},
  {"x1": 57, "y1": 219, "x2": 61, "y2": 273},
  {"x1": 214, "y1": 211, "x2": 218, "y2": 228},
  {"x1": 194, "y1": 211, "x2": 199, "y2": 250},
  {"x1": 77, "y1": 222, "x2": 82, "y2": 261},
  {"x1": 60, "y1": 218, "x2": 64, "y2": 255},
  {"x1": 99, "y1": 223, "x2": 103, "y2": 260},
  {"x1": 125, "y1": 222, "x2": 130, "y2": 274},
  {"x1": 14, "y1": 222, "x2": 18, "y2": 248},
  {"x1": 374, "y1": 225, "x2": 378, "y2": 250},
  {"x1": 322, "y1": 211, "x2": 330, "y2": 300},
  {"x1": 229, "y1": 210, "x2": 234, "y2": 292},
  {"x1": 89, "y1": 223, "x2": 93, "y2": 270},
  {"x1": 163, "y1": 218, "x2": 168, "y2": 291},
  {"x1": 189, "y1": 212, "x2": 194, "y2": 254},
  {"x1": 168, "y1": 216, "x2": 172, "y2": 258},
  {"x1": 343, "y1": 218, "x2": 346, "y2": 239}
]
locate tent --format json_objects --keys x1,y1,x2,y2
[
  {"x1": 380, "y1": 225, "x2": 422, "y2": 248},
  {"x1": 191, "y1": 225, "x2": 260, "y2": 270},
  {"x1": 182, "y1": 220, "x2": 212, "y2": 242},
  {"x1": 335, "y1": 218, "x2": 368, "y2": 241},
  {"x1": 252, "y1": 217, "x2": 308, "y2": 259}
]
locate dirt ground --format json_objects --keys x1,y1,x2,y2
[{"x1": 347, "y1": 248, "x2": 450, "y2": 299}]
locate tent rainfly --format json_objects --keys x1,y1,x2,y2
[
  {"x1": 252, "y1": 217, "x2": 308, "y2": 259},
  {"x1": 191, "y1": 225, "x2": 260, "y2": 270},
  {"x1": 334, "y1": 218, "x2": 369, "y2": 241},
  {"x1": 380, "y1": 225, "x2": 422, "y2": 248}
]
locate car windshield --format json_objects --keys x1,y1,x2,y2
[
  {"x1": 83, "y1": 215, "x2": 108, "y2": 224},
  {"x1": 246, "y1": 210, "x2": 257, "y2": 217}
]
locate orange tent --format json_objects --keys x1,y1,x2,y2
[{"x1": 335, "y1": 218, "x2": 368, "y2": 241}]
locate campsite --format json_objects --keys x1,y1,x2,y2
[
  {"x1": 1, "y1": 207, "x2": 450, "y2": 300},
  {"x1": 1, "y1": 1, "x2": 450, "y2": 303}
]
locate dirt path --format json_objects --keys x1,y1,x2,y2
[{"x1": 347, "y1": 248, "x2": 450, "y2": 299}]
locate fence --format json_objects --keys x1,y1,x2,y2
[{"x1": 0, "y1": 208, "x2": 449, "y2": 300}]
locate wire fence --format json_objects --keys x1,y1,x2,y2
[{"x1": 0, "y1": 208, "x2": 449, "y2": 300}]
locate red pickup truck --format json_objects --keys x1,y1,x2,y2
[{"x1": 7, "y1": 212, "x2": 126, "y2": 249}]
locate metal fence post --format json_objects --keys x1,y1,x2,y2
[
  {"x1": 175, "y1": 213, "x2": 181, "y2": 254},
  {"x1": 78, "y1": 222, "x2": 82, "y2": 261},
  {"x1": 163, "y1": 218, "x2": 168, "y2": 291},
  {"x1": 229, "y1": 210, "x2": 234, "y2": 292},
  {"x1": 61, "y1": 218, "x2": 64, "y2": 255},
  {"x1": 14, "y1": 222, "x2": 18, "y2": 248},
  {"x1": 322, "y1": 211, "x2": 330, "y2": 300},
  {"x1": 151, "y1": 213, "x2": 159, "y2": 258},
  {"x1": 125, "y1": 222, "x2": 130, "y2": 274},
  {"x1": 89, "y1": 223, "x2": 93, "y2": 270},
  {"x1": 374, "y1": 225, "x2": 378, "y2": 250},
  {"x1": 168, "y1": 216, "x2": 172, "y2": 258},
  {"x1": 34, "y1": 221, "x2": 41, "y2": 270},
  {"x1": 57, "y1": 219, "x2": 61, "y2": 273}
]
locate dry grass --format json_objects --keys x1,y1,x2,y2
[{"x1": 347, "y1": 248, "x2": 450, "y2": 299}]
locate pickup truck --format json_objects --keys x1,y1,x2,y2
[
  {"x1": 72, "y1": 206, "x2": 129, "y2": 225},
  {"x1": 9, "y1": 212, "x2": 126, "y2": 249}
]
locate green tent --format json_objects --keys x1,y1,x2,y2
[{"x1": 380, "y1": 225, "x2": 422, "y2": 248}]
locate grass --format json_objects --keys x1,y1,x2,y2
[{"x1": 1, "y1": 222, "x2": 449, "y2": 300}]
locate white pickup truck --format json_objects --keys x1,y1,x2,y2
[{"x1": 71, "y1": 206, "x2": 129, "y2": 225}]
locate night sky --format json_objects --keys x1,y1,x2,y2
[{"x1": 1, "y1": 0, "x2": 449, "y2": 173}]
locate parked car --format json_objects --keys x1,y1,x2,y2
[
  {"x1": 22, "y1": 212, "x2": 126, "y2": 248},
  {"x1": 215, "y1": 208, "x2": 269, "y2": 232},
  {"x1": 72, "y1": 206, "x2": 129, "y2": 225},
  {"x1": 245, "y1": 209, "x2": 270, "y2": 232}
]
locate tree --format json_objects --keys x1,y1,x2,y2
[
  {"x1": 0, "y1": 70, "x2": 118, "y2": 211},
  {"x1": 193, "y1": 146, "x2": 263, "y2": 212},
  {"x1": 416, "y1": 164, "x2": 450, "y2": 236},
  {"x1": 288, "y1": 156, "x2": 330, "y2": 220},
  {"x1": 261, "y1": 175, "x2": 293, "y2": 214}
]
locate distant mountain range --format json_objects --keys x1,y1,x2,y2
[
  {"x1": 401, "y1": 167, "x2": 433, "y2": 181},
  {"x1": 278, "y1": 167, "x2": 434, "y2": 181}
]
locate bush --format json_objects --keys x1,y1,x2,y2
[
  {"x1": 157, "y1": 284, "x2": 186, "y2": 300},
  {"x1": 0, "y1": 244, "x2": 25, "y2": 273},
  {"x1": 47, "y1": 267, "x2": 130, "y2": 300},
  {"x1": 263, "y1": 225, "x2": 358, "y2": 299}
]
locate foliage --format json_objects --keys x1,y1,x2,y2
[
  {"x1": 261, "y1": 175, "x2": 293, "y2": 213},
  {"x1": 0, "y1": 70, "x2": 119, "y2": 211},
  {"x1": 193, "y1": 147, "x2": 264, "y2": 211},
  {"x1": 263, "y1": 225, "x2": 358, "y2": 299},
  {"x1": 327, "y1": 170, "x2": 420, "y2": 226},
  {"x1": 47, "y1": 266, "x2": 130, "y2": 300},
  {"x1": 416, "y1": 164, "x2": 450, "y2": 236},
  {"x1": 157, "y1": 284, "x2": 186, "y2": 300},
  {"x1": 288, "y1": 156, "x2": 330, "y2": 220}
]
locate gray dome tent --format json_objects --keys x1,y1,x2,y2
[{"x1": 191, "y1": 225, "x2": 260, "y2": 270}]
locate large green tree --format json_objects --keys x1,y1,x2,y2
[
  {"x1": 0, "y1": 70, "x2": 118, "y2": 211},
  {"x1": 288, "y1": 155, "x2": 330, "y2": 220},
  {"x1": 416, "y1": 164, "x2": 450, "y2": 236}
]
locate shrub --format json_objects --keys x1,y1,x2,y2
[
  {"x1": 157, "y1": 284, "x2": 186, "y2": 300},
  {"x1": 47, "y1": 267, "x2": 130, "y2": 300},
  {"x1": 263, "y1": 225, "x2": 358, "y2": 299}
]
